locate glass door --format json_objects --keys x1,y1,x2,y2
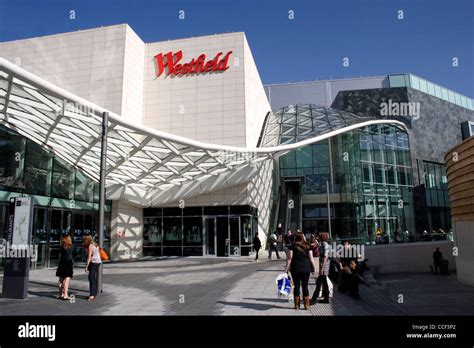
[
  {"x1": 229, "y1": 217, "x2": 240, "y2": 256},
  {"x1": 32, "y1": 207, "x2": 49, "y2": 268},
  {"x1": 216, "y1": 217, "x2": 229, "y2": 257},
  {"x1": 48, "y1": 209, "x2": 62, "y2": 268},
  {"x1": 0, "y1": 203, "x2": 8, "y2": 269},
  {"x1": 204, "y1": 217, "x2": 216, "y2": 256},
  {"x1": 48, "y1": 209, "x2": 72, "y2": 268}
]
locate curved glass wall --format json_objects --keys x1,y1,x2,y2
[
  {"x1": 333, "y1": 123, "x2": 414, "y2": 244},
  {"x1": 264, "y1": 104, "x2": 415, "y2": 244},
  {"x1": 279, "y1": 140, "x2": 332, "y2": 194},
  {"x1": 260, "y1": 104, "x2": 372, "y2": 147}
]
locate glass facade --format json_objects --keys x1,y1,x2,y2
[
  {"x1": 278, "y1": 124, "x2": 414, "y2": 243},
  {"x1": 333, "y1": 124, "x2": 414, "y2": 244},
  {"x1": 265, "y1": 104, "x2": 415, "y2": 244},
  {"x1": 279, "y1": 141, "x2": 332, "y2": 194},
  {"x1": 0, "y1": 124, "x2": 111, "y2": 269},
  {"x1": 389, "y1": 73, "x2": 474, "y2": 110},
  {"x1": 421, "y1": 161, "x2": 451, "y2": 233},
  {"x1": 143, "y1": 205, "x2": 258, "y2": 257},
  {"x1": 260, "y1": 104, "x2": 373, "y2": 147}
]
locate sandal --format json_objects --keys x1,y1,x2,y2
[{"x1": 87, "y1": 296, "x2": 95, "y2": 302}]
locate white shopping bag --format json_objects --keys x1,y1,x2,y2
[
  {"x1": 328, "y1": 277, "x2": 333, "y2": 298},
  {"x1": 275, "y1": 273, "x2": 292, "y2": 297},
  {"x1": 317, "y1": 276, "x2": 334, "y2": 298}
]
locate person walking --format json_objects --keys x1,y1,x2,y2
[
  {"x1": 253, "y1": 233, "x2": 262, "y2": 261},
  {"x1": 284, "y1": 232, "x2": 317, "y2": 310},
  {"x1": 283, "y1": 229, "x2": 294, "y2": 251},
  {"x1": 433, "y1": 247, "x2": 443, "y2": 275},
  {"x1": 83, "y1": 235, "x2": 102, "y2": 302},
  {"x1": 56, "y1": 235, "x2": 74, "y2": 300},
  {"x1": 268, "y1": 231, "x2": 280, "y2": 259},
  {"x1": 311, "y1": 232, "x2": 331, "y2": 304}
]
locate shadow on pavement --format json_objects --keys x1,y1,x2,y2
[
  {"x1": 29, "y1": 280, "x2": 89, "y2": 294},
  {"x1": 243, "y1": 297, "x2": 290, "y2": 304},
  {"x1": 27, "y1": 290, "x2": 59, "y2": 299},
  {"x1": 217, "y1": 300, "x2": 290, "y2": 311}
]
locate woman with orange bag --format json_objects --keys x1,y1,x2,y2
[{"x1": 83, "y1": 235, "x2": 102, "y2": 302}]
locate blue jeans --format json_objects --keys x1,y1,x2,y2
[{"x1": 88, "y1": 263, "x2": 101, "y2": 297}]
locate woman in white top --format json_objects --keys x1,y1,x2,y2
[{"x1": 83, "y1": 235, "x2": 102, "y2": 302}]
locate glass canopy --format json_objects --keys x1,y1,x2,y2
[
  {"x1": 260, "y1": 104, "x2": 377, "y2": 147},
  {"x1": 0, "y1": 57, "x2": 407, "y2": 206}
]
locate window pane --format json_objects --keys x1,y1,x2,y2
[
  {"x1": 52, "y1": 157, "x2": 72, "y2": 199},
  {"x1": 296, "y1": 147, "x2": 312, "y2": 168},
  {"x1": 24, "y1": 141, "x2": 50, "y2": 195},
  {"x1": 411, "y1": 75, "x2": 420, "y2": 90},
  {"x1": 183, "y1": 217, "x2": 202, "y2": 246},
  {"x1": 389, "y1": 75, "x2": 407, "y2": 87},
  {"x1": 418, "y1": 78, "x2": 427, "y2": 92},
  {"x1": 0, "y1": 127, "x2": 23, "y2": 189},
  {"x1": 143, "y1": 217, "x2": 162, "y2": 256},
  {"x1": 75, "y1": 170, "x2": 94, "y2": 202},
  {"x1": 163, "y1": 217, "x2": 182, "y2": 247}
]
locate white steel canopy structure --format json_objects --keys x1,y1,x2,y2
[{"x1": 0, "y1": 57, "x2": 408, "y2": 206}]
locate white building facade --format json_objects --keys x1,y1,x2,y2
[
  {"x1": 0, "y1": 24, "x2": 412, "y2": 263},
  {"x1": 0, "y1": 24, "x2": 274, "y2": 260}
]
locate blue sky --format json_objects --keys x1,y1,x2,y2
[{"x1": 0, "y1": 0, "x2": 472, "y2": 97}]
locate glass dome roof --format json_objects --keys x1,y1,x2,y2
[{"x1": 259, "y1": 104, "x2": 374, "y2": 147}]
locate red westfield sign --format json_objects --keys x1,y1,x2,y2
[{"x1": 154, "y1": 50, "x2": 232, "y2": 77}]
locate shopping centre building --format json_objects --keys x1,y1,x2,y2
[{"x1": 0, "y1": 24, "x2": 473, "y2": 266}]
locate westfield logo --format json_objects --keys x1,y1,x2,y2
[{"x1": 154, "y1": 50, "x2": 232, "y2": 77}]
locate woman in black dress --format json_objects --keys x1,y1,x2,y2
[{"x1": 56, "y1": 235, "x2": 74, "y2": 300}]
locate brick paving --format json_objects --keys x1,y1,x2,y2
[{"x1": 0, "y1": 255, "x2": 473, "y2": 316}]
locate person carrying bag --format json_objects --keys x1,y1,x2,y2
[
  {"x1": 284, "y1": 232, "x2": 317, "y2": 310},
  {"x1": 83, "y1": 235, "x2": 103, "y2": 302}
]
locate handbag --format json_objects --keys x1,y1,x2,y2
[{"x1": 99, "y1": 247, "x2": 109, "y2": 261}]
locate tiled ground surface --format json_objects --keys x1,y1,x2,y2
[{"x1": 0, "y1": 255, "x2": 473, "y2": 316}]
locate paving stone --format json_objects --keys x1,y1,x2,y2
[{"x1": 0, "y1": 256, "x2": 472, "y2": 316}]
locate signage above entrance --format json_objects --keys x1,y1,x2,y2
[{"x1": 154, "y1": 50, "x2": 232, "y2": 78}]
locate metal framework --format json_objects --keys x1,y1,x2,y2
[
  {"x1": 0, "y1": 57, "x2": 408, "y2": 206},
  {"x1": 260, "y1": 104, "x2": 376, "y2": 147}
]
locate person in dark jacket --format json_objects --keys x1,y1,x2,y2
[
  {"x1": 283, "y1": 229, "x2": 294, "y2": 249},
  {"x1": 337, "y1": 259, "x2": 369, "y2": 299},
  {"x1": 56, "y1": 235, "x2": 74, "y2": 300},
  {"x1": 329, "y1": 258, "x2": 342, "y2": 284},
  {"x1": 284, "y1": 232, "x2": 317, "y2": 310},
  {"x1": 253, "y1": 234, "x2": 262, "y2": 261},
  {"x1": 433, "y1": 248, "x2": 443, "y2": 275}
]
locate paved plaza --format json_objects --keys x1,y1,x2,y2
[{"x1": 0, "y1": 255, "x2": 473, "y2": 316}]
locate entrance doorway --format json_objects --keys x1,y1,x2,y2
[
  {"x1": 204, "y1": 217, "x2": 229, "y2": 256},
  {"x1": 47, "y1": 208, "x2": 72, "y2": 268},
  {"x1": 204, "y1": 218, "x2": 216, "y2": 255},
  {"x1": 216, "y1": 217, "x2": 228, "y2": 257}
]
